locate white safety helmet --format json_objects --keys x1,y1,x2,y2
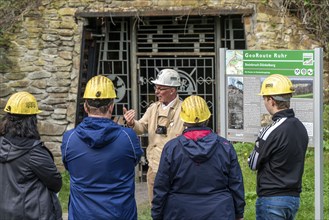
[{"x1": 151, "y1": 69, "x2": 181, "y2": 87}]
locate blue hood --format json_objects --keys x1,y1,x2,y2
[
  {"x1": 76, "y1": 117, "x2": 121, "y2": 149},
  {"x1": 179, "y1": 128, "x2": 218, "y2": 163}
]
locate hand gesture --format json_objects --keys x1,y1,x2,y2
[{"x1": 123, "y1": 107, "x2": 136, "y2": 127}]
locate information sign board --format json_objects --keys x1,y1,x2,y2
[
  {"x1": 219, "y1": 48, "x2": 323, "y2": 219},
  {"x1": 224, "y1": 50, "x2": 315, "y2": 145}
]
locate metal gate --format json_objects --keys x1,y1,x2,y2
[
  {"x1": 137, "y1": 58, "x2": 216, "y2": 129},
  {"x1": 76, "y1": 15, "x2": 246, "y2": 132},
  {"x1": 136, "y1": 16, "x2": 217, "y2": 129},
  {"x1": 76, "y1": 14, "x2": 246, "y2": 182}
]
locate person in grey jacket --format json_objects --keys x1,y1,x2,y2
[{"x1": 0, "y1": 91, "x2": 62, "y2": 220}]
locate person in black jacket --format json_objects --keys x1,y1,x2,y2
[
  {"x1": 152, "y1": 95, "x2": 245, "y2": 220},
  {"x1": 248, "y1": 74, "x2": 309, "y2": 220},
  {"x1": 0, "y1": 91, "x2": 62, "y2": 220}
]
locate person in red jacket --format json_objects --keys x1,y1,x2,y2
[{"x1": 152, "y1": 95, "x2": 245, "y2": 220}]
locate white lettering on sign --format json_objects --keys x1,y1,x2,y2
[
  {"x1": 244, "y1": 53, "x2": 272, "y2": 59},
  {"x1": 274, "y1": 53, "x2": 287, "y2": 58}
]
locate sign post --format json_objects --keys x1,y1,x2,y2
[{"x1": 314, "y1": 48, "x2": 323, "y2": 219}]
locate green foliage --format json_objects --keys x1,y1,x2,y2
[
  {"x1": 0, "y1": 0, "x2": 42, "y2": 73},
  {"x1": 58, "y1": 171, "x2": 70, "y2": 213},
  {"x1": 0, "y1": 0, "x2": 41, "y2": 32},
  {"x1": 324, "y1": 140, "x2": 329, "y2": 151},
  {"x1": 324, "y1": 104, "x2": 329, "y2": 141},
  {"x1": 138, "y1": 203, "x2": 152, "y2": 220},
  {"x1": 284, "y1": 0, "x2": 329, "y2": 59},
  {"x1": 0, "y1": 33, "x2": 12, "y2": 72}
]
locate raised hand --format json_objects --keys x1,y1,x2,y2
[{"x1": 123, "y1": 107, "x2": 136, "y2": 127}]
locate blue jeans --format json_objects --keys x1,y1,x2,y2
[{"x1": 256, "y1": 196, "x2": 300, "y2": 220}]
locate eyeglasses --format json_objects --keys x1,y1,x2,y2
[{"x1": 154, "y1": 86, "x2": 171, "y2": 92}]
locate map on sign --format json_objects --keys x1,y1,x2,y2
[{"x1": 226, "y1": 50, "x2": 243, "y2": 75}]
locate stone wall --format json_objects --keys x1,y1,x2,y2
[{"x1": 0, "y1": 0, "x2": 328, "y2": 169}]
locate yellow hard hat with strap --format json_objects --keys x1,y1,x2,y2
[
  {"x1": 259, "y1": 74, "x2": 294, "y2": 96},
  {"x1": 4, "y1": 91, "x2": 42, "y2": 115},
  {"x1": 180, "y1": 95, "x2": 211, "y2": 123},
  {"x1": 83, "y1": 75, "x2": 117, "y2": 99}
]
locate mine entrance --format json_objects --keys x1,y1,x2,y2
[{"x1": 76, "y1": 14, "x2": 246, "y2": 181}]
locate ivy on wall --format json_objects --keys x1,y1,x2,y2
[
  {"x1": 284, "y1": 0, "x2": 329, "y2": 56},
  {"x1": 0, "y1": 0, "x2": 42, "y2": 32},
  {"x1": 0, "y1": 0, "x2": 42, "y2": 72}
]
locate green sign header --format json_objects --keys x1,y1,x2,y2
[{"x1": 242, "y1": 50, "x2": 314, "y2": 76}]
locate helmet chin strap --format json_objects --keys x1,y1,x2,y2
[{"x1": 271, "y1": 95, "x2": 291, "y2": 102}]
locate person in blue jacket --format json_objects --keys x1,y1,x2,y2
[
  {"x1": 152, "y1": 95, "x2": 245, "y2": 220},
  {"x1": 61, "y1": 75, "x2": 143, "y2": 220}
]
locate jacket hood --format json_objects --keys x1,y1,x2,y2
[
  {"x1": 0, "y1": 136, "x2": 39, "y2": 162},
  {"x1": 180, "y1": 127, "x2": 217, "y2": 163},
  {"x1": 75, "y1": 117, "x2": 121, "y2": 149}
]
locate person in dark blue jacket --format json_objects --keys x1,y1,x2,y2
[
  {"x1": 61, "y1": 75, "x2": 143, "y2": 220},
  {"x1": 152, "y1": 95, "x2": 245, "y2": 220}
]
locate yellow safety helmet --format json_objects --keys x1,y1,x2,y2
[
  {"x1": 83, "y1": 75, "x2": 117, "y2": 99},
  {"x1": 180, "y1": 95, "x2": 211, "y2": 123},
  {"x1": 259, "y1": 74, "x2": 294, "y2": 96},
  {"x1": 4, "y1": 91, "x2": 42, "y2": 115}
]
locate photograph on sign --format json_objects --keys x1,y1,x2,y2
[{"x1": 227, "y1": 77, "x2": 244, "y2": 129}]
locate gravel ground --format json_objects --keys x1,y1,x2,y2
[
  {"x1": 62, "y1": 182, "x2": 148, "y2": 219},
  {"x1": 135, "y1": 181, "x2": 149, "y2": 206}
]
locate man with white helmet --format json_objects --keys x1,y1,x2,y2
[
  {"x1": 61, "y1": 75, "x2": 143, "y2": 220},
  {"x1": 123, "y1": 69, "x2": 185, "y2": 203},
  {"x1": 248, "y1": 74, "x2": 309, "y2": 220}
]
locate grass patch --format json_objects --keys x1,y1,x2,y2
[
  {"x1": 136, "y1": 143, "x2": 329, "y2": 219},
  {"x1": 59, "y1": 144, "x2": 329, "y2": 219},
  {"x1": 138, "y1": 202, "x2": 152, "y2": 220},
  {"x1": 58, "y1": 171, "x2": 70, "y2": 213}
]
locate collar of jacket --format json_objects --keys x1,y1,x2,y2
[
  {"x1": 272, "y1": 108, "x2": 294, "y2": 121},
  {"x1": 156, "y1": 95, "x2": 181, "y2": 110},
  {"x1": 183, "y1": 127, "x2": 212, "y2": 141}
]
